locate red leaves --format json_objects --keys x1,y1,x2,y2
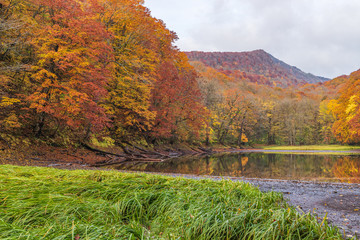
[
  {"x1": 150, "y1": 53, "x2": 206, "y2": 141},
  {"x1": 28, "y1": 0, "x2": 112, "y2": 136}
]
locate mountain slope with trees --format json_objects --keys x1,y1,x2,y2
[{"x1": 186, "y1": 50, "x2": 329, "y2": 87}]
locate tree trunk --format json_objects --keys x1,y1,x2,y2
[
  {"x1": 205, "y1": 126, "x2": 210, "y2": 146},
  {"x1": 237, "y1": 127, "x2": 243, "y2": 147}
]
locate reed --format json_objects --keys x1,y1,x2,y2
[{"x1": 0, "y1": 165, "x2": 344, "y2": 239}]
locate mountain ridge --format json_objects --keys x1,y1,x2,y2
[{"x1": 185, "y1": 50, "x2": 329, "y2": 87}]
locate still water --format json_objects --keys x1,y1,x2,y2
[{"x1": 113, "y1": 152, "x2": 360, "y2": 183}]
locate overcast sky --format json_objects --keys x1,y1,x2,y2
[{"x1": 144, "y1": 0, "x2": 360, "y2": 79}]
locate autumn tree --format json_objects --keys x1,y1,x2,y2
[
  {"x1": 151, "y1": 52, "x2": 206, "y2": 142},
  {"x1": 193, "y1": 61, "x2": 226, "y2": 145},
  {"x1": 0, "y1": 1, "x2": 31, "y2": 73},
  {"x1": 210, "y1": 89, "x2": 257, "y2": 146},
  {"x1": 25, "y1": 0, "x2": 112, "y2": 142},
  {"x1": 318, "y1": 99, "x2": 337, "y2": 143},
  {"x1": 260, "y1": 101, "x2": 277, "y2": 144},
  {"x1": 0, "y1": 0, "x2": 34, "y2": 144},
  {"x1": 331, "y1": 70, "x2": 360, "y2": 144},
  {"x1": 99, "y1": 0, "x2": 177, "y2": 142}
]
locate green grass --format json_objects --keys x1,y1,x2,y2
[
  {"x1": 262, "y1": 151, "x2": 360, "y2": 156},
  {"x1": 0, "y1": 165, "x2": 344, "y2": 239},
  {"x1": 263, "y1": 145, "x2": 360, "y2": 151}
]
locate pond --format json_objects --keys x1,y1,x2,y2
[{"x1": 113, "y1": 151, "x2": 360, "y2": 183}]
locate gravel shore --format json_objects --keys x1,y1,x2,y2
[
  {"x1": 150, "y1": 172, "x2": 360, "y2": 239},
  {"x1": 239, "y1": 178, "x2": 359, "y2": 239}
]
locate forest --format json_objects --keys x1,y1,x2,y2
[{"x1": 1, "y1": 0, "x2": 360, "y2": 149}]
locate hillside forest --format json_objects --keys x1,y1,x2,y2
[{"x1": 1, "y1": 0, "x2": 360, "y2": 148}]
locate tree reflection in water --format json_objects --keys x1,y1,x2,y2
[
  {"x1": 332, "y1": 156, "x2": 360, "y2": 183},
  {"x1": 114, "y1": 153, "x2": 360, "y2": 182}
]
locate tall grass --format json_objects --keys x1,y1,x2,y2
[{"x1": 0, "y1": 165, "x2": 343, "y2": 239}]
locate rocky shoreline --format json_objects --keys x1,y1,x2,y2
[
  {"x1": 240, "y1": 178, "x2": 359, "y2": 239},
  {"x1": 131, "y1": 171, "x2": 358, "y2": 238},
  {"x1": 163, "y1": 174, "x2": 360, "y2": 239}
]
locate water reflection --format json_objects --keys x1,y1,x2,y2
[
  {"x1": 113, "y1": 153, "x2": 360, "y2": 183},
  {"x1": 332, "y1": 156, "x2": 360, "y2": 182}
]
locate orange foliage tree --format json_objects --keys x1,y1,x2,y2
[
  {"x1": 24, "y1": 0, "x2": 113, "y2": 141},
  {"x1": 0, "y1": 0, "x2": 35, "y2": 144},
  {"x1": 1, "y1": 0, "x2": 207, "y2": 146},
  {"x1": 330, "y1": 70, "x2": 360, "y2": 144},
  {"x1": 100, "y1": 0, "x2": 168, "y2": 141},
  {"x1": 151, "y1": 52, "x2": 206, "y2": 142}
]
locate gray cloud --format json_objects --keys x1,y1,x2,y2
[{"x1": 144, "y1": 0, "x2": 360, "y2": 78}]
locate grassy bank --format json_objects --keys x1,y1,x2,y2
[
  {"x1": 263, "y1": 145, "x2": 360, "y2": 151},
  {"x1": 263, "y1": 151, "x2": 360, "y2": 156},
  {"x1": 0, "y1": 165, "x2": 343, "y2": 239}
]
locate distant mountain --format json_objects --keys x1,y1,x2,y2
[{"x1": 185, "y1": 50, "x2": 329, "y2": 87}]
